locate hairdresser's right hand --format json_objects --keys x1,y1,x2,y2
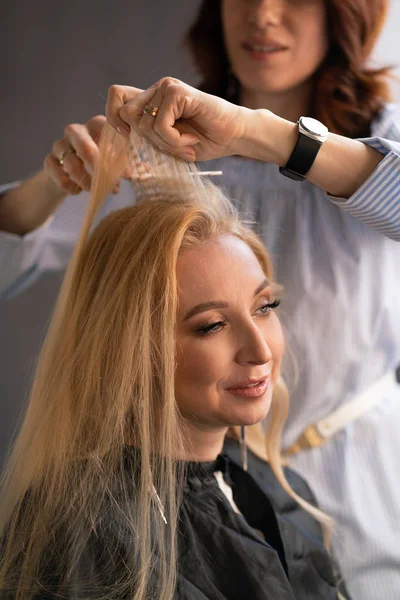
[
  {"x1": 0, "y1": 116, "x2": 112, "y2": 236},
  {"x1": 105, "y1": 79, "x2": 247, "y2": 162}
]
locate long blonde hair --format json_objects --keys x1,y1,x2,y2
[{"x1": 0, "y1": 125, "x2": 332, "y2": 600}]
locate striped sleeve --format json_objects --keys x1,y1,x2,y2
[{"x1": 328, "y1": 136, "x2": 400, "y2": 241}]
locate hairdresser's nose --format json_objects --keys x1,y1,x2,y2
[
  {"x1": 247, "y1": 0, "x2": 285, "y2": 29},
  {"x1": 235, "y1": 321, "x2": 273, "y2": 367}
]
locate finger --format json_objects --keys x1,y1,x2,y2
[
  {"x1": 86, "y1": 115, "x2": 107, "y2": 144},
  {"x1": 53, "y1": 134, "x2": 92, "y2": 190},
  {"x1": 44, "y1": 154, "x2": 82, "y2": 195},
  {"x1": 106, "y1": 85, "x2": 145, "y2": 136},
  {"x1": 152, "y1": 87, "x2": 200, "y2": 149},
  {"x1": 139, "y1": 116, "x2": 174, "y2": 153},
  {"x1": 139, "y1": 118, "x2": 196, "y2": 162},
  {"x1": 118, "y1": 85, "x2": 161, "y2": 135},
  {"x1": 64, "y1": 123, "x2": 100, "y2": 174},
  {"x1": 62, "y1": 152, "x2": 92, "y2": 192},
  {"x1": 137, "y1": 121, "x2": 196, "y2": 162},
  {"x1": 52, "y1": 137, "x2": 73, "y2": 162},
  {"x1": 134, "y1": 90, "x2": 198, "y2": 161}
]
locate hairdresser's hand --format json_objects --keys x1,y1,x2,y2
[
  {"x1": 106, "y1": 78, "x2": 251, "y2": 162},
  {"x1": 0, "y1": 115, "x2": 122, "y2": 236},
  {"x1": 44, "y1": 115, "x2": 110, "y2": 195}
]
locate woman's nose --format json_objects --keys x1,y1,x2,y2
[
  {"x1": 235, "y1": 323, "x2": 273, "y2": 366},
  {"x1": 247, "y1": 0, "x2": 285, "y2": 29}
]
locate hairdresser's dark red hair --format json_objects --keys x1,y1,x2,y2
[{"x1": 186, "y1": 0, "x2": 392, "y2": 138}]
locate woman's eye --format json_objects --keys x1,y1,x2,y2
[
  {"x1": 256, "y1": 300, "x2": 280, "y2": 316},
  {"x1": 196, "y1": 321, "x2": 226, "y2": 336}
]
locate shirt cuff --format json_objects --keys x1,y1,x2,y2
[
  {"x1": 0, "y1": 181, "x2": 21, "y2": 198},
  {"x1": 327, "y1": 137, "x2": 400, "y2": 241}
]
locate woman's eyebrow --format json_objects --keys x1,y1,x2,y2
[
  {"x1": 183, "y1": 301, "x2": 228, "y2": 321},
  {"x1": 254, "y1": 278, "x2": 270, "y2": 296},
  {"x1": 183, "y1": 279, "x2": 270, "y2": 322}
]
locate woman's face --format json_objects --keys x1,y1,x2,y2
[
  {"x1": 175, "y1": 234, "x2": 284, "y2": 431},
  {"x1": 222, "y1": 0, "x2": 329, "y2": 96}
]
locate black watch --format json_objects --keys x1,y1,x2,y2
[{"x1": 279, "y1": 117, "x2": 328, "y2": 182}]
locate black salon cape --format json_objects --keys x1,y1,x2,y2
[
  {"x1": 174, "y1": 438, "x2": 338, "y2": 600},
  {"x1": 3, "y1": 439, "x2": 340, "y2": 599}
]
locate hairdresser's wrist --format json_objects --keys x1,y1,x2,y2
[
  {"x1": 0, "y1": 170, "x2": 68, "y2": 235},
  {"x1": 233, "y1": 108, "x2": 298, "y2": 166}
]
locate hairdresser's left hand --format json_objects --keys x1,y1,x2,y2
[{"x1": 106, "y1": 78, "x2": 252, "y2": 162}]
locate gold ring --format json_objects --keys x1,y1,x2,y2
[
  {"x1": 143, "y1": 104, "x2": 159, "y2": 118},
  {"x1": 58, "y1": 148, "x2": 76, "y2": 166}
]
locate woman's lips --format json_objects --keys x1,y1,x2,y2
[
  {"x1": 242, "y1": 42, "x2": 288, "y2": 62},
  {"x1": 226, "y1": 378, "x2": 269, "y2": 398}
]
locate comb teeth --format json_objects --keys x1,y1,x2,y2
[{"x1": 126, "y1": 135, "x2": 223, "y2": 203}]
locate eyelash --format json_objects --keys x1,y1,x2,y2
[{"x1": 195, "y1": 300, "x2": 281, "y2": 336}]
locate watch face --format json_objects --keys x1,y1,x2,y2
[{"x1": 299, "y1": 117, "x2": 328, "y2": 141}]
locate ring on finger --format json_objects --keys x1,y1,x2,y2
[
  {"x1": 58, "y1": 147, "x2": 77, "y2": 166},
  {"x1": 143, "y1": 104, "x2": 159, "y2": 118}
]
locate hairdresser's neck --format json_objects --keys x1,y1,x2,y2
[
  {"x1": 239, "y1": 79, "x2": 313, "y2": 122},
  {"x1": 180, "y1": 423, "x2": 227, "y2": 463}
]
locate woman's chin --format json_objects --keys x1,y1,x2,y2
[{"x1": 227, "y1": 396, "x2": 272, "y2": 427}]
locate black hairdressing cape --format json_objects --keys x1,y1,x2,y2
[
  {"x1": 5, "y1": 438, "x2": 346, "y2": 599},
  {"x1": 174, "y1": 437, "x2": 339, "y2": 599}
]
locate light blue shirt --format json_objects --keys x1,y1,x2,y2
[{"x1": 1, "y1": 105, "x2": 400, "y2": 599}]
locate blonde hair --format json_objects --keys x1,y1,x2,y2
[{"x1": 0, "y1": 125, "x2": 332, "y2": 599}]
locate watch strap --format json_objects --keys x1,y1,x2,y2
[{"x1": 279, "y1": 132, "x2": 323, "y2": 181}]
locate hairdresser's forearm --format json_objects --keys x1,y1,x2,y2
[
  {"x1": 237, "y1": 109, "x2": 383, "y2": 199},
  {"x1": 0, "y1": 171, "x2": 67, "y2": 235}
]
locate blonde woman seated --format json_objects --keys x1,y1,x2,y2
[{"x1": 0, "y1": 129, "x2": 341, "y2": 600}]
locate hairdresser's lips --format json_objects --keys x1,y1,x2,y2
[
  {"x1": 226, "y1": 376, "x2": 270, "y2": 398},
  {"x1": 242, "y1": 39, "x2": 289, "y2": 62}
]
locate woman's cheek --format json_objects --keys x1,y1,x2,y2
[{"x1": 178, "y1": 338, "x2": 228, "y2": 388}]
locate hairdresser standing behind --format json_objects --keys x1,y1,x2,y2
[{"x1": 1, "y1": 1, "x2": 400, "y2": 598}]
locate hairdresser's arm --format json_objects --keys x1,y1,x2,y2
[
  {"x1": 107, "y1": 79, "x2": 400, "y2": 241},
  {"x1": 237, "y1": 110, "x2": 384, "y2": 199},
  {"x1": 106, "y1": 79, "x2": 383, "y2": 199},
  {"x1": 0, "y1": 116, "x2": 122, "y2": 300},
  {"x1": 0, "y1": 171, "x2": 69, "y2": 235},
  {"x1": 0, "y1": 116, "x2": 106, "y2": 235},
  {"x1": 243, "y1": 111, "x2": 400, "y2": 241}
]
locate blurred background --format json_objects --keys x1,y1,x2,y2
[{"x1": 1, "y1": 0, "x2": 400, "y2": 465}]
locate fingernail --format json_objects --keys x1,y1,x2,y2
[{"x1": 116, "y1": 126, "x2": 129, "y2": 138}]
